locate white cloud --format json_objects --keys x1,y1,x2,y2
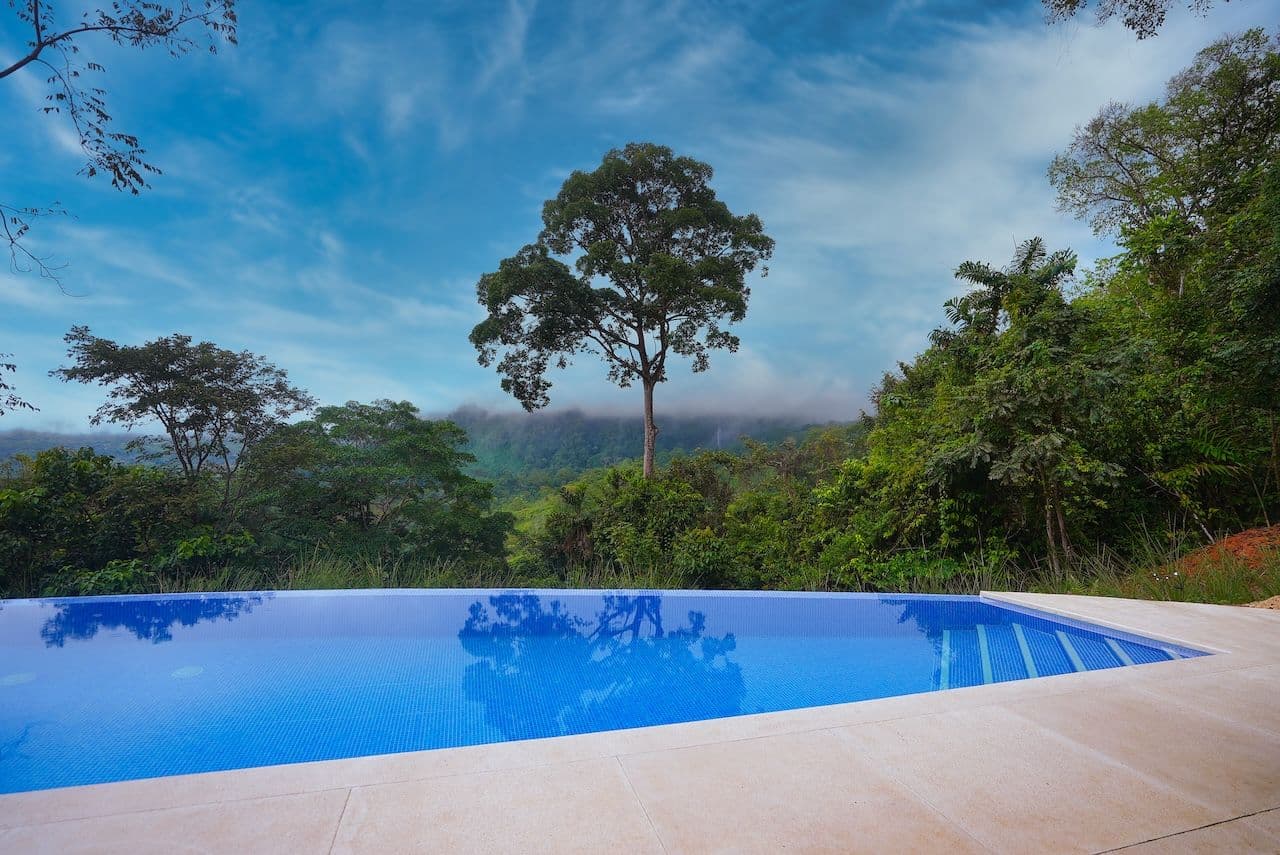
[
  {"x1": 475, "y1": 0, "x2": 538, "y2": 92},
  {"x1": 6, "y1": 0, "x2": 1278, "y2": 432},
  {"x1": 594, "y1": 26, "x2": 753, "y2": 114},
  {"x1": 49, "y1": 224, "x2": 206, "y2": 294},
  {"x1": 887, "y1": 0, "x2": 929, "y2": 26},
  {"x1": 687, "y1": 7, "x2": 1268, "y2": 406},
  {"x1": 478, "y1": 1, "x2": 1278, "y2": 418},
  {"x1": 0, "y1": 273, "x2": 129, "y2": 313},
  {"x1": 6, "y1": 67, "x2": 86, "y2": 161}
]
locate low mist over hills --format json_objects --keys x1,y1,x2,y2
[
  {"x1": 0, "y1": 408, "x2": 842, "y2": 494},
  {"x1": 0, "y1": 430, "x2": 142, "y2": 464},
  {"x1": 445, "y1": 407, "x2": 841, "y2": 494}
]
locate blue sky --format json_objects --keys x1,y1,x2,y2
[{"x1": 3, "y1": 0, "x2": 1277, "y2": 430}]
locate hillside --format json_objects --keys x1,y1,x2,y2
[
  {"x1": 0, "y1": 430, "x2": 143, "y2": 464},
  {"x1": 445, "y1": 407, "x2": 840, "y2": 495},
  {"x1": 0, "y1": 410, "x2": 840, "y2": 494}
]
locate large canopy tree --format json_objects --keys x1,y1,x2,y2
[
  {"x1": 1049, "y1": 29, "x2": 1279, "y2": 257},
  {"x1": 52, "y1": 326, "x2": 314, "y2": 504},
  {"x1": 1050, "y1": 29, "x2": 1280, "y2": 529},
  {"x1": 247, "y1": 400, "x2": 512, "y2": 563},
  {"x1": 1053, "y1": 27, "x2": 1280, "y2": 272},
  {"x1": 470, "y1": 143, "x2": 775, "y2": 478},
  {"x1": 925, "y1": 239, "x2": 1124, "y2": 575}
]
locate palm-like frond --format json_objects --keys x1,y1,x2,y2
[{"x1": 1011, "y1": 237, "x2": 1047, "y2": 274}]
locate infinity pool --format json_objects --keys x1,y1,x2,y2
[{"x1": 0, "y1": 590, "x2": 1205, "y2": 793}]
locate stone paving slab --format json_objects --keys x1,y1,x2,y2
[
  {"x1": 1, "y1": 593, "x2": 1277, "y2": 854},
  {"x1": 1113, "y1": 812, "x2": 1280, "y2": 854}
]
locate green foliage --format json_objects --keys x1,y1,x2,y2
[
  {"x1": 248, "y1": 400, "x2": 513, "y2": 566},
  {"x1": 444, "y1": 406, "x2": 827, "y2": 497},
  {"x1": 1050, "y1": 28, "x2": 1279, "y2": 245},
  {"x1": 1042, "y1": 0, "x2": 1221, "y2": 40},
  {"x1": 0, "y1": 400, "x2": 515, "y2": 598},
  {"x1": 3, "y1": 31, "x2": 1278, "y2": 607},
  {"x1": 1056, "y1": 546, "x2": 1280, "y2": 606},
  {"x1": 52, "y1": 326, "x2": 314, "y2": 486},
  {"x1": 844, "y1": 31, "x2": 1280, "y2": 574},
  {"x1": 921, "y1": 238, "x2": 1128, "y2": 574},
  {"x1": 513, "y1": 427, "x2": 868, "y2": 590},
  {"x1": 44, "y1": 559, "x2": 155, "y2": 598},
  {"x1": 501, "y1": 31, "x2": 1280, "y2": 598},
  {"x1": 0, "y1": 447, "x2": 199, "y2": 597}
]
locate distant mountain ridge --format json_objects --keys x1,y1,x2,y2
[
  {"x1": 0, "y1": 429, "x2": 143, "y2": 463},
  {"x1": 0, "y1": 408, "x2": 842, "y2": 493},
  {"x1": 443, "y1": 407, "x2": 837, "y2": 493}
]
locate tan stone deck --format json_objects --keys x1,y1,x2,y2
[{"x1": 1, "y1": 592, "x2": 1278, "y2": 854}]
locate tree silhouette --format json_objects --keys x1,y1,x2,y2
[
  {"x1": 2, "y1": 1, "x2": 237, "y2": 282},
  {"x1": 458, "y1": 593, "x2": 743, "y2": 740},
  {"x1": 0, "y1": 354, "x2": 37, "y2": 416},
  {"x1": 470, "y1": 143, "x2": 774, "y2": 478},
  {"x1": 1043, "y1": 0, "x2": 1218, "y2": 39},
  {"x1": 40, "y1": 593, "x2": 262, "y2": 646}
]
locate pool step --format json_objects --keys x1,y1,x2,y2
[
  {"x1": 939, "y1": 622, "x2": 1181, "y2": 689},
  {"x1": 1011, "y1": 623, "x2": 1038, "y2": 677}
]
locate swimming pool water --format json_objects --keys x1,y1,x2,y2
[{"x1": 0, "y1": 590, "x2": 1206, "y2": 793}]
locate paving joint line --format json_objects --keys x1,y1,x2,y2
[
  {"x1": 614, "y1": 756, "x2": 669, "y2": 855},
  {"x1": 820, "y1": 727, "x2": 1000, "y2": 854},
  {"x1": 327, "y1": 788, "x2": 352, "y2": 855},
  {"x1": 997, "y1": 702, "x2": 1243, "y2": 818},
  {"x1": 1096, "y1": 803, "x2": 1280, "y2": 853},
  {"x1": 0, "y1": 785, "x2": 355, "y2": 831}
]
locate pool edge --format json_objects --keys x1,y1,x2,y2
[{"x1": 3, "y1": 592, "x2": 1277, "y2": 833}]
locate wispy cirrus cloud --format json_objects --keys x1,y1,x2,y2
[
  {"x1": 3, "y1": 0, "x2": 1278, "y2": 430},
  {"x1": 689, "y1": 4, "x2": 1274, "y2": 413}
]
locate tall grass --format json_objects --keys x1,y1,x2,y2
[
  {"x1": 1030, "y1": 525, "x2": 1280, "y2": 605},
  {"x1": 152, "y1": 551, "x2": 517, "y2": 594},
  {"x1": 153, "y1": 551, "x2": 690, "y2": 594},
  {"x1": 146, "y1": 524, "x2": 1279, "y2": 605},
  {"x1": 1061, "y1": 551, "x2": 1280, "y2": 604},
  {"x1": 558, "y1": 560, "x2": 699, "y2": 591}
]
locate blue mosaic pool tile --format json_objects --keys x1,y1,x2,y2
[{"x1": 0, "y1": 591, "x2": 1207, "y2": 793}]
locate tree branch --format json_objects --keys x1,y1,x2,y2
[{"x1": 1, "y1": 12, "x2": 222, "y2": 80}]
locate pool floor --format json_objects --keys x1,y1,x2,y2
[{"x1": 0, "y1": 593, "x2": 1276, "y2": 854}]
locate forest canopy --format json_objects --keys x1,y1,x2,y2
[{"x1": 1, "y1": 28, "x2": 1277, "y2": 602}]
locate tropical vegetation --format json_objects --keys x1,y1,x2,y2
[{"x1": 1, "y1": 28, "x2": 1277, "y2": 606}]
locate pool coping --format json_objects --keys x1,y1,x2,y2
[{"x1": 2, "y1": 591, "x2": 1278, "y2": 853}]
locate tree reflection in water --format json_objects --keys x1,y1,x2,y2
[
  {"x1": 40, "y1": 595, "x2": 263, "y2": 647},
  {"x1": 884, "y1": 596, "x2": 947, "y2": 652},
  {"x1": 885, "y1": 596, "x2": 971, "y2": 690},
  {"x1": 458, "y1": 593, "x2": 744, "y2": 740}
]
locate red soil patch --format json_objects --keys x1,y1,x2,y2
[
  {"x1": 1177, "y1": 524, "x2": 1280, "y2": 576},
  {"x1": 1170, "y1": 524, "x2": 1280, "y2": 607}
]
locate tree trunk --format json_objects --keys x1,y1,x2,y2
[
  {"x1": 1041, "y1": 473, "x2": 1061, "y2": 577},
  {"x1": 1270, "y1": 414, "x2": 1280, "y2": 501},
  {"x1": 1053, "y1": 486, "x2": 1073, "y2": 562},
  {"x1": 642, "y1": 379, "x2": 659, "y2": 479},
  {"x1": 1044, "y1": 497, "x2": 1060, "y2": 577}
]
